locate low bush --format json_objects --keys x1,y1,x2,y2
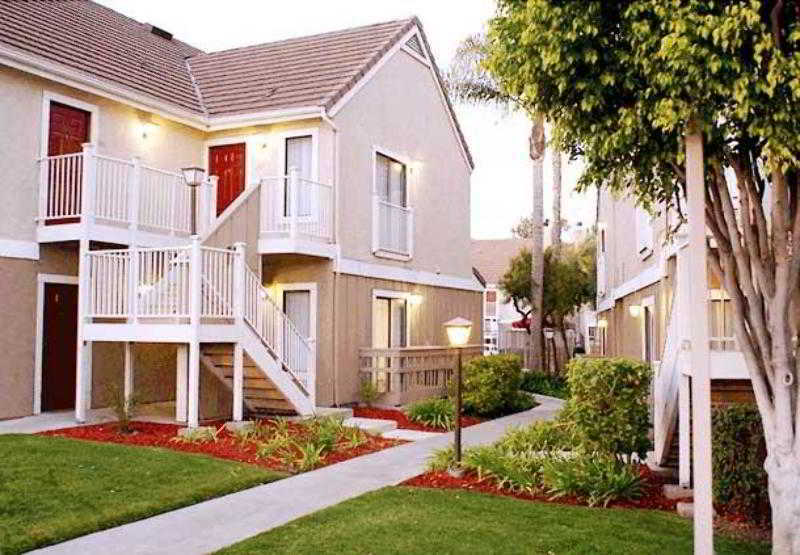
[
  {"x1": 359, "y1": 378, "x2": 380, "y2": 407},
  {"x1": 464, "y1": 445, "x2": 546, "y2": 492},
  {"x1": 408, "y1": 398, "x2": 455, "y2": 430},
  {"x1": 541, "y1": 454, "x2": 645, "y2": 507},
  {"x1": 497, "y1": 420, "x2": 573, "y2": 453},
  {"x1": 565, "y1": 357, "x2": 651, "y2": 461},
  {"x1": 104, "y1": 382, "x2": 138, "y2": 434},
  {"x1": 712, "y1": 404, "x2": 770, "y2": 523},
  {"x1": 460, "y1": 354, "x2": 535, "y2": 417},
  {"x1": 427, "y1": 445, "x2": 456, "y2": 472},
  {"x1": 520, "y1": 369, "x2": 569, "y2": 399}
]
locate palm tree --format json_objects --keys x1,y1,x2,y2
[{"x1": 445, "y1": 34, "x2": 545, "y2": 371}]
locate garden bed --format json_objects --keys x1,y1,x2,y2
[
  {"x1": 352, "y1": 407, "x2": 483, "y2": 432},
  {"x1": 40, "y1": 418, "x2": 403, "y2": 473},
  {"x1": 403, "y1": 466, "x2": 678, "y2": 512}
]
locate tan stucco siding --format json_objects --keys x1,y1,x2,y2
[
  {"x1": 333, "y1": 273, "x2": 482, "y2": 405},
  {"x1": 0, "y1": 65, "x2": 205, "y2": 243},
  {"x1": 333, "y1": 50, "x2": 472, "y2": 279},
  {"x1": 599, "y1": 282, "x2": 662, "y2": 361},
  {"x1": 203, "y1": 189, "x2": 262, "y2": 274}
]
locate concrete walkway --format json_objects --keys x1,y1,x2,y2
[{"x1": 34, "y1": 397, "x2": 563, "y2": 555}]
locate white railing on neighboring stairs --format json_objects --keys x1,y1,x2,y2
[
  {"x1": 260, "y1": 168, "x2": 333, "y2": 242},
  {"x1": 38, "y1": 143, "x2": 217, "y2": 237},
  {"x1": 85, "y1": 240, "x2": 314, "y2": 401},
  {"x1": 372, "y1": 194, "x2": 413, "y2": 257}
]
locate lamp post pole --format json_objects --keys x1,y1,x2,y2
[
  {"x1": 190, "y1": 185, "x2": 197, "y2": 236},
  {"x1": 454, "y1": 345, "x2": 463, "y2": 464}
]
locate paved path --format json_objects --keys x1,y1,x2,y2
[{"x1": 34, "y1": 397, "x2": 563, "y2": 555}]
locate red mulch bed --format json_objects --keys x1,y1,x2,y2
[
  {"x1": 39, "y1": 420, "x2": 403, "y2": 472},
  {"x1": 352, "y1": 407, "x2": 483, "y2": 432},
  {"x1": 403, "y1": 466, "x2": 679, "y2": 512}
]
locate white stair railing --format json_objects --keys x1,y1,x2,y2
[{"x1": 259, "y1": 170, "x2": 333, "y2": 242}]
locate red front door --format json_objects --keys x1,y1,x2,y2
[
  {"x1": 41, "y1": 283, "x2": 79, "y2": 411},
  {"x1": 47, "y1": 102, "x2": 91, "y2": 224},
  {"x1": 209, "y1": 143, "x2": 246, "y2": 216}
]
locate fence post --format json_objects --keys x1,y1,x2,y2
[
  {"x1": 232, "y1": 242, "x2": 246, "y2": 423},
  {"x1": 187, "y1": 236, "x2": 202, "y2": 428},
  {"x1": 289, "y1": 166, "x2": 299, "y2": 239},
  {"x1": 129, "y1": 157, "x2": 141, "y2": 235},
  {"x1": 38, "y1": 154, "x2": 48, "y2": 225},
  {"x1": 81, "y1": 143, "x2": 97, "y2": 227},
  {"x1": 129, "y1": 245, "x2": 139, "y2": 323},
  {"x1": 203, "y1": 176, "x2": 219, "y2": 235}
]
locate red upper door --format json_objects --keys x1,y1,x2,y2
[
  {"x1": 48, "y1": 102, "x2": 90, "y2": 156},
  {"x1": 209, "y1": 143, "x2": 246, "y2": 216}
]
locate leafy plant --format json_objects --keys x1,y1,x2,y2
[
  {"x1": 464, "y1": 445, "x2": 546, "y2": 492},
  {"x1": 104, "y1": 382, "x2": 138, "y2": 434},
  {"x1": 255, "y1": 435, "x2": 292, "y2": 460},
  {"x1": 541, "y1": 454, "x2": 645, "y2": 507},
  {"x1": 712, "y1": 404, "x2": 770, "y2": 524},
  {"x1": 520, "y1": 370, "x2": 569, "y2": 399},
  {"x1": 408, "y1": 398, "x2": 455, "y2": 430},
  {"x1": 497, "y1": 420, "x2": 572, "y2": 454},
  {"x1": 427, "y1": 445, "x2": 457, "y2": 472},
  {"x1": 231, "y1": 420, "x2": 272, "y2": 444},
  {"x1": 341, "y1": 426, "x2": 368, "y2": 449},
  {"x1": 359, "y1": 378, "x2": 380, "y2": 407},
  {"x1": 459, "y1": 354, "x2": 534, "y2": 417},
  {"x1": 303, "y1": 417, "x2": 343, "y2": 454},
  {"x1": 282, "y1": 441, "x2": 325, "y2": 473},
  {"x1": 171, "y1": 425, "x2": 223, "y2": 444},
  {"x1": 564, "y1": 357, "x2": 651, "y2": 461}
]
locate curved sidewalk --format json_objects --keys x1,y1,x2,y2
[{"x1": 34, "y1": 397, "x2": 563, "y2": 555}]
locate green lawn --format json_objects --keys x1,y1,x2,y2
[
  {"x1": 0, "y1": 434, "x2": 284, "y2": 554},
  {"x1": 220, "y1": 487, "x2": 769, "y2": 555}
]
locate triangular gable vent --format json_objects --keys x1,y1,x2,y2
[{"x1": 405, "y1": 35, "x2": 425, "y2": 59}]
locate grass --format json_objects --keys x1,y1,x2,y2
[
  {"x1": 0, "y1": 434, "x2": 284, "y2": 554},
  {"x1": 219, "y1": 487, "x2": 769, "y2": 555}
]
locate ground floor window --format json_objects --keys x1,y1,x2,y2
[{"x1": 372, "y1": 296, "x2": 408, "y2": 349}]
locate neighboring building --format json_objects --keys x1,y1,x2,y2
[
  {"x1": 0, "y1": 1, "x2": 482, "y2": 426},
  {"x1": 471, "y1": 238, "x2": 531, "y2": 354},
  {"x1": 596, "y1": 188, "x2": 753, "y2": 484}
]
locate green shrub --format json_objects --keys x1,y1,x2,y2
[
  {"x1": 104, "y1": 382, "x2": 138, "y2": 434},
  {"x1": 427, "y1": 445, "x2": 456, "y2": 472},
  {"x1": 565, "y1": 357, "x2": 651, "y2": 460},
  {"x1": 303, "y1": 417, "x2": 343, "y2": 454},
  {"x1": 359, "y1": 378, "x2": 380, "y2": 407},
  {"x1": 460, "y1": 354, "x2": 535, "y2": 417},
  {"x1": 712, "y1": 404, "x2": 769, "y2": 523},
  {"x1": 497, "y1": 420, "x2": 573, "y2": 453},
  {"x1": 408, "y1": 398, "x2": 455, "y2": 430},
  {"x1": 541, "y1": 454, "x2": 645, "y2": 507},
  {"x1": 520, "y1": 369, "x2": 569, "y2": 399},
  {"x1": 463, "y1": 445, "x2": 546, "y2": 492}
]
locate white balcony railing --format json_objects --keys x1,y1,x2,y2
[
  {"x1": 39, "y1": 144, "x2": 216, "y2": 238},
  {"x1": 372, "y1": 195, "x2": 413, "y2": 258},
  {"x1": 260, "y1": 168, "x2": 333, "y2": 242}
]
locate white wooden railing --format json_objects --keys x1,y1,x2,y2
[
  {"x1": 39, "y1": 144, "x2": 216, "y2": 237},
  {"x1": 86, "y1": 240, "x2": 314, "y2": 398},
  {"x1": 243, "y1": 266, "x2": 314, "y2": 395},
  {"x1": 260, "y1": 168, "x2": 333, "y2": 242},
  {"x1": 372, "y1": 195, "x2": 413, "y2": 257}
]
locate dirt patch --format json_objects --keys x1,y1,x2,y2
[
  {"x1": 39, "y1": 420, "x2": 403, "y2": 472},
  {"x1": 352, "y1": 407, "x2": 483, "y2": 432}
]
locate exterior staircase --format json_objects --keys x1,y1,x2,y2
[{"x1": 202, "y1": 344, "x2": 296, "y2": 415}]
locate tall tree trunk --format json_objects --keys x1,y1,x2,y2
[
  {"x1": 551, "y1": 149, "x2": 562, "y2": 250},
  {"x1": 529, "y1": 116, "x2": 546, "y2": 371},
  {"x1": 766, "y1": 447, "x2": 800, "y2": 553}
]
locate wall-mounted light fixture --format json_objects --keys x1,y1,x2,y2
[
  {"x1": 139, "y1": 116, "x2": 159, "y2": 139},
  {"x1": 597, "y1": 318, "x2": 608, "y2": 328},
  {"x1": 407, "y1": 293, "x2": 423, "y2": 306},
  {"x1": 629, "y1": 304, "x2": 641, "y2": 318}
]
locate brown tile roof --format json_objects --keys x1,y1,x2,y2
[
  {"x1": 0, "y1": 2, "x2": 472, "y2": 165},
  {"x1": 187, "y1": 19, "x2": 415, "y2": 117},
  {"x1": 471, "y1": 239, "x2": 530, "y2": 285},
  {"x1": 0, "y1": 0, "x2": 205, "y2": 113}
]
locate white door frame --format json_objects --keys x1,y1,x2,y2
[
  {"x1": 640, "y1": 295, "x2": 657, "y2": 363},
  {"x1": 277, "y1": 282, "x2": 318, "y2": 343},
  {"x1": 34, "y1": 273, "x2": 79, "y2": 414},
  {"x1": 371, "y1": 289, "x2": 414, "y2": 347}
]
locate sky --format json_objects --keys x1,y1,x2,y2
[{"x1": 96, "y1": 0, "x2": 596, "y2": 239}]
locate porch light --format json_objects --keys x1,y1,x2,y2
[
  {"x1": 181, "y1": 167, "x2": 206, "y2": 236},
  {"x1": 408, "y1": 293, "x2": 423, "y2": 306},
  {"x1": 444, "y1": 317, "x2": 472, "y2": 347},
  {"x1": 629, "y1": 304, "x2": 642, "y2": 318},
  {"x1": 597, "y1": 318, "x2": 608, "y2": 328}
]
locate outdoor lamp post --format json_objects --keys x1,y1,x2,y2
[
  {"x1": 444, "y1": 317, "x2": 472, "y2": 467},
  {"x1": 181, "y1": 166, "x2": 205, "y2": 236}
]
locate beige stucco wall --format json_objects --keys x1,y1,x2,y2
[
  {"x1": 0, "y1": 65, "x2": 205, "y2": 243},
  {"x1": 333, "y1": 49, "x2": 473, "y2": 279},
  {"x1": 333, "y1": 273, "x2": 482, "y2": 405}
]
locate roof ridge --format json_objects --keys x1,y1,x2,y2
[
  {"x1": 184, "y1": 57, "x2": 209, "y2": 117},
  {"x1": 189, "y1": 18, "x2": 414, "y2": 60}
]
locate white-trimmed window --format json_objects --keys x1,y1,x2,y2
[
  {"x1": 372, "y1": 149, "x2": 414, "y2": 259},
  {"x1": 635, "y1": 206, "x2": 654, "y2": 258},
  {"x1": 709, "y1": 289, "x2": 736, "y2": 351}
]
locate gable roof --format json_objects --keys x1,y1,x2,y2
[{"x1": 471, "y1": 239, "x2": 530, "y2": 285}]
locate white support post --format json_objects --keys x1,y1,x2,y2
[
  {"x1": 129, "y1": 245, "x2": 139, "y2": 322},
  {"x1": 75, "y1": 238, "x2": 92, "y2": 422},
  {"x1": 233, "y1": 343, "x2": 244, "y2": 422},
  {"x1": 130, "y1": 156, "x2": 141, "y2": 235},
  {"x1": 123, "y1": 342, "x2": 134, "y2": 404},
  {"x1": 289, "y1": 166, "x2": 299, "y2": 240},
  {"x1": 187, "y1": 236, "x2": 202, "y2": 428},
  {"x1": 81, "y1": 143, "x2": 97, "y2": 227},
  {"x1": 679, "y1": 372, "x2": 692, "y2": 488},
  {"x1": 686, "y1": 129, "x2": 713, "y2": 553},
  {"x1": 176, "y1": 344, "x2": 188, "y2": 422},
  {"x1": 206, "y1": 176, "x2": 219, "y2": 234},
  {"x1": 232, "y1": 241, "x2": 246, "y2": 422}
]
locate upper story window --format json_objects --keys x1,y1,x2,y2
[
  {"x1": 373, "y1": 150, "x2": 413, "y2": 259},
  {"x1": 635, "y1": 206, "x2": 654, "y2": 259}
]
